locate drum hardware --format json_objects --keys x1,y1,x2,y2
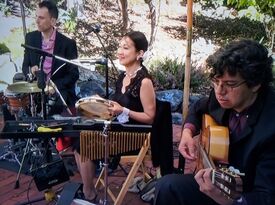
[
  {"x1": 14, "y1": 122, "x2": 58, "y2": 190},
  {"x1": 0, "y1": 106, "x2": 27, "y2": 164},
  {"x1": 0, "y1": 140, "x2": 24, "y2": 166},
  {"x1": 14, "y1": 122, "x2": 38, "y2": 188},
  {"x1": 102, "y1": 120, "x2": 111, "y2": 205},
  {"x1": 13, "y1": 64, "x2": 55, "y2": 189}
]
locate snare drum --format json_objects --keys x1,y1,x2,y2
[
  {"x1": 75, "y1": 95, "x2": 113, "y2": 120},
  {"x1": 4, "y1": 89, "x2": 29, "y2": 112}
]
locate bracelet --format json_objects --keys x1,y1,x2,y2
[
  {"x1": 117, "y1": 107, "x2": 130, "y2": 123},
  {"x1": 122, "y1": 107, "x2": 130, "y2": 115}
]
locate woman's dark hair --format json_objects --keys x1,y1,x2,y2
[
  {"x1": 124, "y1": 31, "x2": 148, "y2": 52},
  {"x1": 207, "y1": 39, "x2": 273, "y2": 88},
  {"x1": 39, "y1": 0, "x2": 59, "y2": 19}
]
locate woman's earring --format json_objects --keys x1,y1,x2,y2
[{"x1": 137, "y1": 56, "x2": 143, "y2": 61}]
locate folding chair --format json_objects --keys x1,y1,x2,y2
[{"x1": 80, "y1": 130, "x2": 151, "y2": 205}]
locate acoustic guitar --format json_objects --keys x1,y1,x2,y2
[{"x1": 197, "y1": 114, "x2": 244, "y2": 200}]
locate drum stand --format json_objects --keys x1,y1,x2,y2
[
  {"x1": 14, "y1": 93, "x2": 43, "y2": 189},
  {"x1": 0, "y1": 140, "x2": 23, "y2": 165},
  {"x1": 99, "y1": 120, "x2": 111, "y2": 205},
  {"x1": 0, "y1": 106, "x2": 25, "y2": 166}
]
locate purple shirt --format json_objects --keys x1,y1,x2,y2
[
  {"x1": 183, "y1": 110, "x2": 248, "y2": 140},
  {"x1": 42, "y1": 28, "x2": 56, "y2": 82}
]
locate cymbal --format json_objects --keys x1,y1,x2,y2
[
  {"x1": 7, "y1": 81, "x2": 41, "y2": 93},
  {"x1": 0, "y1": 80, "x2": 9, "y2": 85}
]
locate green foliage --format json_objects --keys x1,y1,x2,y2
[
  {"x1": 200, "y1": 0, "x2": 226, "y2": 9},
  {"x1": 148, "y1": 58, "x2": 210, "y2": 93},
  {"x1": 0, "y1": 2, "x2": 11, "y2": 16},
  {"x1": 227, "y1": 0, "x2": 275, "y2": 17},
  {"x1": 195, "y1": 15, "x2": 267, "y2": 46},
  {"x1": 149, "y1": 58, "x2": 184, "y2": 90},
  {"x1": 60, "y1": 8, "x2": 78, "y2": 33},
  {"x1": 0, "y1": 43, "x2": 10, "y2": 55}
]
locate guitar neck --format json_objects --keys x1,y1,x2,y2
[{"x1": 199, "y1": 144, "x2": 215, "y2": 169}]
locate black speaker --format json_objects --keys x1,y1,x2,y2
[{"x1": 31, "y1": 160, "x2": 70, "y2": 191}]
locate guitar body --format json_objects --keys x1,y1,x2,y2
[
  {"x1": 201, "y1": 114, "x2": 229, "y2": 166},
  {"x1": 197, "y1": 114, "x2": 243, "y2": 200}
]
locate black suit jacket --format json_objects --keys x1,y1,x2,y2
[
  {"x1": 22, "y1": 30, "x2": 79, "y2": 108},
  {"x1": 185, "y1": 87, "x2": 275, "y2": 205}
]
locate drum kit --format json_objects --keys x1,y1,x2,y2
[
  {"x1": 0, "y1": 80, "x2": 54, "y2": 170},
  {"x1": 1, "y1": 80, "x2": 53, "y2": 119}
]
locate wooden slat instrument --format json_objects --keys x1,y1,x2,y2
[
  {"x1": 80, "y1": 130, "x2": 149, "y2": 161},
  {"x1": 79, "y1": 125, "x2": 151, "y2": 205}
]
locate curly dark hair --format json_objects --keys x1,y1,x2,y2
[{"x1": 207, "y1": 39, "x2": 273, "y2": 89}]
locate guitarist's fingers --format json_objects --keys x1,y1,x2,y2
[
  {"x1": 202, "y1": 168, "x2": 213, "y2": 184},
  {"x1": 178, "y1": 143, "x2": 196, "y2": 160},
  {"x1": 195, "y1": 169, "x2": 208, "y2": 190},
  {"x1": 188, "y1": 144, "x2": 197, "y2": 159},
  {"x1": 178, "y1": 134, "x2": 197, "y2": 160},
  {"x1": 195, "y1": 168, "x2": 216, "y2": 193}
]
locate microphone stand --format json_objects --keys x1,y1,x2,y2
[
  {"x1": 105, "y1": 58, "x2": 109, "y2": 99},
  {"x1": 92, "y1": 31, "x2": 117, "y2": 99},
  {"x1": 37, "y1": 56, "x2": 47, "y2": 120}
]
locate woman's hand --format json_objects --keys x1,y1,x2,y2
[
  {"x1": 31, "y1": 65, "x2": 39, "y2": 76},
  {"x1": 108, "y1": 100, "x2": 123, "y2": 116},
  {"x1": 178, "y1": 128, "x2": 197, "y2": 161}
]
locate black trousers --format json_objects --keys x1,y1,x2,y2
[{"x1": 154, "y1": 174, "x2": 218, "y2": 205}]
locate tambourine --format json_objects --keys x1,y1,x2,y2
[{"x1": 75, "y1": 95, "x2": 113, "y2": 120}]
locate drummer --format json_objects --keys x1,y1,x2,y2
[
  {"x1": 73, "y1": 31, "x2": 156, "y2": 202},
  {"x1": 22, "y1": 0, "x2": 79, "y2": 117}
]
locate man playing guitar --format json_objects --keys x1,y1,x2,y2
[{"x1": 154, "y1": 39, "x2": 275, "y2": 205}]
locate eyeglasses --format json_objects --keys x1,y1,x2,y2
[{"x1": 211, "y1": 78, "x2": 246, "y2": 91}]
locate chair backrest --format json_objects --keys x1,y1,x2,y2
[{"x1": 151, "y1": 99, "x2": 174, "y2": 176}]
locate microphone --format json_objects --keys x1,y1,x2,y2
[
  {"x1": 27, "y1": 73, "x2": 34, "y2": 83},
  {"x1": 21, "y1": 44, "x2": 53, "y2": 57},
  {"x1": 85, "y1": 23, "x2": 101, "y2": 35},
  {"x1": 95, "y1": 57, "x2": 107, "y2": 65},
  {"x1": 36, "y1": 70, "x2": 46, "y2": 89},
  {"x1": 72, "y1": 57, "x2": 107, "y2": 66}
]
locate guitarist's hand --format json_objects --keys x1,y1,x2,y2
[
  {"x1": 195, "y1": 168, "x2": 234, "y2": 205},
  {"x1": 178, "y1": 128, "x2": 197, "y2": 160}
]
